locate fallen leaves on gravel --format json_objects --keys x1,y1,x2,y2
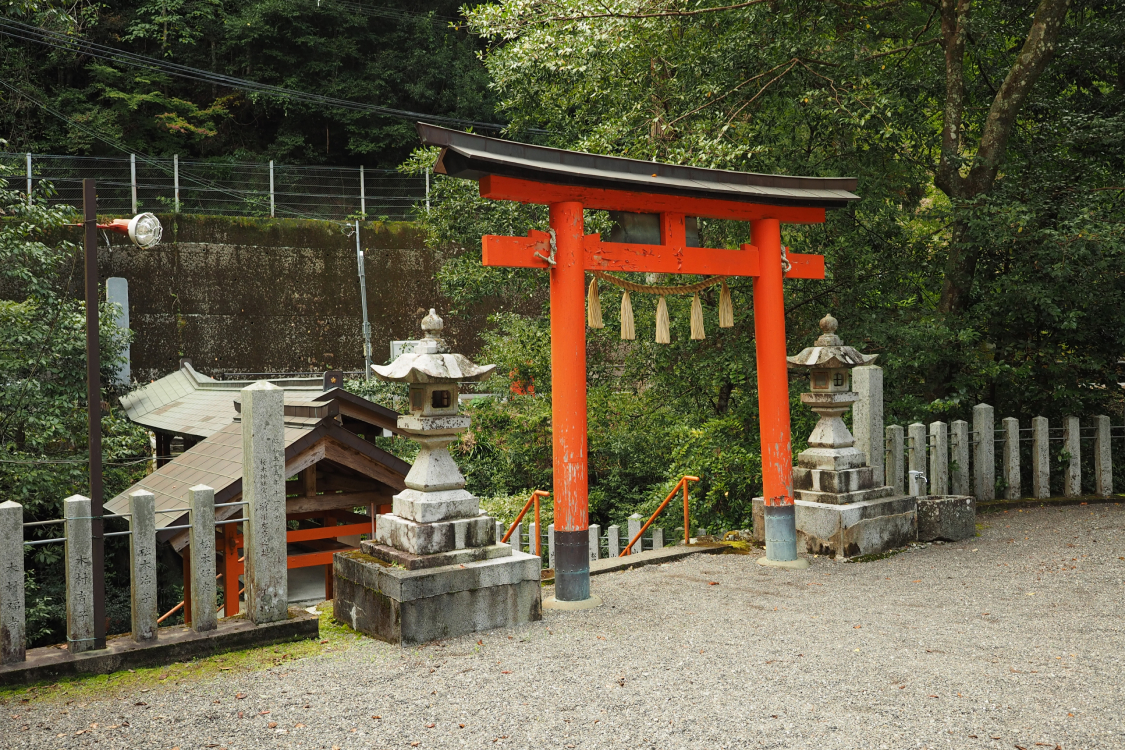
[
  {"x1": 235, "y1": 693, "x2": 246, "y2": 700},
  {"x1": 708, "y1": 581, "x2": 719, "y2": 585},
  {"x1": 268, "y1": 721, "x2": 277, "y2": 728},
  {"x1": 426, "y1": 723, "x2": 436, "y2": 728}
]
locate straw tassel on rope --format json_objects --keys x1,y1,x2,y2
[
  {"x1": 718, "y1": 279, "x2": 734, "y2": 328},
  {"x1": 655, "y1": 296, "x2": 670, "y2": 344},
  {"x1": 620, "y1": 289, "x2": 635, "y2": 340},
  {"x1": 587, "y1": 276, "x2": 603, "y2": 329},
  {"x1": 690, "y1": 293, "x2": 705, "y2": 340}
]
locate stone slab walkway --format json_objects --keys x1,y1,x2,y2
[{"x1": 3, "y1": 504, "x2": 1121, "y2": 749}]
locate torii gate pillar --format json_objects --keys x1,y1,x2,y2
[{"x1": 548, "y1": 202, "x2": 592, "y2": 601}]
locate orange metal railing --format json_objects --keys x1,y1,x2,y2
[
  {"x1": 620, "y1": 475, "x2": 700, "y2": 556},
  {"x1": 501, "y1": 490, "x2": 550, "y2": 557}
]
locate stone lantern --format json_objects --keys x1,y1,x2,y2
[
  {"x1": 332, "y1": 309, "x2": 542, "y2": 644},
  {"x1": 786, "y1": 313, "x2": 878, "y2": 469}
]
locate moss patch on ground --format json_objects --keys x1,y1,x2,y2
[{"x1": 0, "y1": 603, "x2": 367, "y2": 707}]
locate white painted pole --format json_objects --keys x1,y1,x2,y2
[
  {"x1": 425, "y1": 169, "x2": 430, "y2": 212},
  {"x1": 269, "y1": 160, "x2": 275, "y2": 218},
  {"x1": 25, "y1": 152, "x2": 31, "y2": 205},
  {"x1": 173, "y1": 154, "x2": 180, "y2": 213},
  {"x1": 360, "y1": 165, "x2": 366, "y2": 218},
  {"x1": 130, "y1": 154, "x2": 138, "y2": 214},
  {"x1": 356, "y1": 220, "x2": 372, "y2": 379}
]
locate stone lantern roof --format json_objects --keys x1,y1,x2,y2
[
  {"x1": 786, "y1": 314, "x2": 878, "y2": 370},
  {"x1": 372, "y1": 309, "x2": 496, "y2": 384}
]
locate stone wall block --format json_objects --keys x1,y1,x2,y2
[
  {"x1": 852, "y1": 365, "x2": 884, "y2": 481},
  {"x1": 1093, "y1": 415, "x2": 1112, "y2": 497},
  {"x1": 242, "y1": 381, "x2": 288, "y2": 625},
  {"x1": 1063, "y1": 416, "x2": 1081, "y2": 497},
  {"x1": 950, "y1": 420, "x2": 970, "y2": 496},
  {"x1": 907, "y1": 423, "x2": 927, "y2": 496},
  {"x1": 973, "y1": 404, "x2": 995, "y2": 501},
  {"x1": 929, "y1": 421, "x2": 949, "y2": 495},
  {"x1": 0, "y1": 500, "x2": 26, "y2": 663},
  {"x1": 64, "y1": 495, "x2": 96, "y2": 654},
  {"x1": 1032, "y1": 416, "x2": 1049, "y2": 499},
  {"x1": 1002, "y1": 417, "x2": 1020, "y2": 500},
  {"x1": 187, "y1": 484, "x2": 218, "y2": 633},
  {"x1": 128, "y1": 491, "x2": 159, "y2": 643},
  {"x1": 885, "y1": 425, "x2": 904, "y2": 494}
]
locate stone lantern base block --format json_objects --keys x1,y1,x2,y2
[
  {"x1": 333, "y1": 549, "x2": 542, "y2": 645},
  {"x1": 360, "y1": 539, "x2": 513, "y2": 571},
  {"x1": 392, "y1": 488, "x2": 480, "y2": 524},
  {"x1": 375, "y1": 513, "x2": 496, "y2": 556},
  {"x1": 916, "y1": 495, "x2": 976, "y2": 542},
  {"x1": 753, "y1": 494, "x2": 917, "y2": 559}
]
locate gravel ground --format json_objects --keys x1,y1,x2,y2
[{"x1": 4, "y1": 504, "x2": 1123, "y2": 750}]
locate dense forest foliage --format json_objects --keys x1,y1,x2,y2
[
  {"x1": 0, "y1": 1, "x2": 496, "y2": 166},
  {"x1": 2, "y1": 1, "x2": 1124, "y2": 643}
]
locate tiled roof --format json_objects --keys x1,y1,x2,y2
[{"x1": 120, "y1": 363, "x2": 329, "y2": 439}]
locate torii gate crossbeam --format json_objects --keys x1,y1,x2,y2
[{"x1": 418, "y1": 124, "x2": 859, "y2": 605}]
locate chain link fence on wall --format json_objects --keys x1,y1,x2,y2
[{"x1": 2, "y1": 152, "x2": 428, "y2": 222}]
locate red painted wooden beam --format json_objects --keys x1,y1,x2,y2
[{"x1": 479, "y1": 175, "x2": 828, "y2": 224}]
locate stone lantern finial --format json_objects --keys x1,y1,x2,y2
[{"x1": 421, "y1": 308, "x2": 443, "y2": 336}]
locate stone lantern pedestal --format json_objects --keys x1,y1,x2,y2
[
  {"x1": 752, "y1": 315, "x2": 916, "y2": 558},
  {"x1": 333, "y1": 310, "x2": 541, "y2": 643}
]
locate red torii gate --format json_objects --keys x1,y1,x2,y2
[{"x1": 418, "y1": 124, "x2": 858, "y2": 604}]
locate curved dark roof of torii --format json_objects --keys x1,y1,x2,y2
[{"x1": 417, "y1": 123, "x2": 859, "y2": 210}]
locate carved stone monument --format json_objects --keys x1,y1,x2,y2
[
  {"x1": 333, "y1": 309, "x2": 541, "y2": 643},
  {"x1": 753, "y1": 315, "x2": 917, "y2": 558}
]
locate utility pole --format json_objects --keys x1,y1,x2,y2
[
  {"x1": 83, "y1": 179, "x2": 107, "y2": 650},
  {"x1": 355, "y1": 220, "x2": 372, "y2": 379}
]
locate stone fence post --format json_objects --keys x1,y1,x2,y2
[
  {"x1": 0, "y1": 500, "x2": 25, "y2": 663},
  {"x1": 907, "y1": 423, "x2": 926, "y2": 496},
  {"x1": 929, "y1": 421, "x2": 948, "y2": 495},
  {"x1": 606, "y1": 525, "x2": 620, "y2": 557},
  {"x1": 128, "y1": 491, "x2": 158, "y2": 643},
  {"x1": 188, "y1": 484, "x2": 218, "y2": 633},
  {"x1": 242, "y1": 381, "x2": 288, "y2": 625},
  {"x1": 1063, "y1": 416, "x2": 1081, "y2": 497},
  {"x1": 885, "y1": 424, "x2": 904, "y2": 494},
  {"x1": 652, "y1": 528, "x2": 664, "y2": 550},
  {"x1": 1002, "y1": 417, "x2": 1020, "y2": 500},
  {"x1": 627, "y1": 513, "x2": 643, "y2": 554},
  {"x1": 528, "y1": 522, "x2": 537, "y2": 556},
  {"x1": 548, "y1": 523, "x2": 556, "y2": 569},
  {"x1": 973, "y1": 404, "x2": 995, "y2": 501},
  {"x1": 950, "y1": 420, "x2": 969, "y2": 496},
  {"x1": 852, "y1": 365, "x2": 884, "y2": 483},
  {"x1": 511, "y1": 522, "x2": 523, "y2": 553},
  {"x1": 495, "y1": 520, "x2": 504, "y2": 546},
  {"x1": 1031, "y1": 416, "x2": 1049, "y2": 499},
  {"x1": 1093, "y1": 415, "x2": 1112, "y2": 497},
  {"x1": 65, "y1": 495, "x2": 96, "y2": 653},
  {"x1": 588, "y1": 524, "x2": 600, "y2": 561}
]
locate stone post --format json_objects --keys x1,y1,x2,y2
[
  {"x1": 973, "y1": 404, "x2": 995, "y2": 502},
  {"x1": 128, "y1": 491, "x2": 158, "y2": 643},
  {"x1": 885, "y1": 425, "x2": 904, "y2": 494},
  {"x1": 606, "y1": 525, "x2": 620, "y2": 557},
  {"x1": 852, "y1": 365, "x2": 884, "y2": 484},
  {"x1": 907, "y1": 423, "x2": 927, "y2": 496},
  {"x1": 1093, "y1": 415, "x2": 1112, "y2": 497},
  {"x1": 548, "y1": 523, "x2": 556, "y2": 569},
  {"x1": 528, "y1": 522, "x2": 537, "y2": 557},
  {"x1": 951, "y1": 420, "x2": 970, "y2": 496},
  {"x1": 511, "y1": 522, "x2": 522, "y2": 553},
  {"x1": 587, "y1": 524, "x2": 600, "y2": 561},
  {"x1": 1063, "y1": 416, "x2": 1081, "y2": 497},
  {"x1": 652, "y1": 527, "x2": 664, "y2": 550},
  {"x1": 495, "y1": 520, "x2": 504, "y2": 545},
  {"x1": 241, "y1": 381, "x2": 288, "y2": 625},
  {"x1": 1002, "y1": 417, "x2": 1020, "y2": 500},
  {"x1": 187, "y1": 485, "x2": 218, "y2": 633},
  {"x1": 65, "y1": 495, "x2": 96, "y2": 654},
  {"x1": 929, "y1": 421, "x2": 949, "y2": 495},
  {"x1": 1032, "y1": 416, "x2": 1049, "y2": 499},
  {"x1": 0, "y1": 500, "x2": 26, "y2": 663},
  {"x1": 627, "y1": 513, "x2": 643, "y2": 554}
]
